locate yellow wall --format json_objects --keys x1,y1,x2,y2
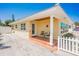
[
  {"x1": 33, "y1": 18, "x2": 59, "y2": 40},
  {"x1": 33, "y1": 17, "x2": 70, "y2": 40},
  {"x1": 34, "y1": 18, "x2": 59, "y2": 39},
  {"x1": 12, "y1": 21, "x2": 30, "y2": 31},
  {"x1": 53, "y1": 18, "x2": 59, "y2": 39},
  {"x1": 11, "y1": 17, "x2": 72, "y2": 40},
  {"x1": 35, "y1": 18, "x2": 50, "y2": 37}
]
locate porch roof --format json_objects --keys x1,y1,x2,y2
[{"x1": 9, "y1": 4, "x2": 73, "y2": 25}]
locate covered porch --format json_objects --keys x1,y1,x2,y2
[{"x1": 29, "y1": 16, "x2": 60, "y2": 48}]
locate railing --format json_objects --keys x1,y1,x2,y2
[{"x1": 58, "y1": 36, "x2": 79, "y2": 55}]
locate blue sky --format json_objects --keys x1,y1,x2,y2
[{"x1": 0, "y1": 3, "x2": 79, "y2": 22}]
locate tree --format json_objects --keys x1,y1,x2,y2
[
  {"x1": 0, "y1": 19, "x2": 5, "y2": 26},
  {"x1": 0, "y1": 19, "x2": 2, "y2": 25},
  {"x1": 4, "y1": 14, "x2": 15, "y2": 26},
  {"x1": 12, "y1": 14, "x2": 15, "y2": 21},
  {"x1": 63, "y1": 33, "x2": 75, "y2": 38},
  {"x1": 0, "y1": 14, "x2": 15, "y2": 26},
  {"x1": 4, "y1": 19, "x2": 13, "y2": 26}
]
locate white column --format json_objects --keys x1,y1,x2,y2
[{"x1": 50, "y1": 16, "x2": 54, "y2": 46}]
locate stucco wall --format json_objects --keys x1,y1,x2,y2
[
  {"x1": 12, "y1": 21, "x2": 30, "y2": 32},
  {"x1": 35, "y1": 18, "x2": 50, "y2": 37},
  {"x1": 35, "y1": 18, "x2": 59, "y2": 40},
  {"x1": 53, "y1": 18, "x2": 59, "y2": 39},
  {"x1": 32, "y1": 17, "x2": 72, "y2": 39},
  {"x1": 11, "y1": 16, "x2": 73, "y2": 40}
]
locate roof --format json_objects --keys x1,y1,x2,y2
[{"x1": 9, "y1": 4, "x2": 73, "y2": 25}]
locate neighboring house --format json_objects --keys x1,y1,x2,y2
[{"x1": 9, "y1": 4, "x2": 74, "y2": 46}]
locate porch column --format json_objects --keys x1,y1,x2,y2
[{"x1": 50, "y1": 16, "x2": 54, "y2": 46}]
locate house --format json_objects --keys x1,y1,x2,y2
[{"x1": 9, "y1": 4, "x2": 74, "y2": 47}]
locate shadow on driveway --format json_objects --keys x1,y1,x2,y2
[{"x1": 0, "y1": 44, "x2": 11, "y2": 49}]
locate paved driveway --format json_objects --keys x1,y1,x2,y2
[{"x1": 0, "y1": 33, "x2": 74, "y2": 56}]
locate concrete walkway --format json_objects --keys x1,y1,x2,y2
[{"x1": 0, "y1": 33, "x2": 75, "y2": 56}]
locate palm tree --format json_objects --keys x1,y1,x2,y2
[{"x1": 12, "y1": 14, "x2": 15, "y2": 21}]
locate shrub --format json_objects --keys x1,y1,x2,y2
[{"x1": 63, "y1": 33, "x2": 75, "y2": 38}]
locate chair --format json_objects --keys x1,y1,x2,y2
[
  {"x1": 44, "y1": 32, "x2": 50, "y2": 39},
  {"x1": 40, "y1": 31, "x2": 45, "y2": 37}
]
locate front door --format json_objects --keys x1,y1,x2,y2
[{"x1": 32, "y1": 24, "x2": 35, "y2": 36}]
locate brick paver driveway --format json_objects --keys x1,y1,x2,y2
[{"x1": 0, "y1": 33, "x2": 74, "y2": 56}]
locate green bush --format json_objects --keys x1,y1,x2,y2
[{"x1": 63, "y1": 33, "x2": 74, "y2": 37}]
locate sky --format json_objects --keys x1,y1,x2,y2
[{"x1": 0, "y1": 3, "x2": 79, "y2": 22}]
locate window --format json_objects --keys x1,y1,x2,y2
[{"x1": 21, "y1": 23, "x2": 26, "y2": 30}]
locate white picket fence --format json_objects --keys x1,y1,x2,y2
[
  {"x1": 0, "y1": 26, "x2": 12, "y2": 34},
  {"x1": 58, "y1": 36, "x2": 79, "y2": 55}
]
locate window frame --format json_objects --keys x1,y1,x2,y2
[{"x1": 21, "y1": 23, "x2": 26, "y2": 30}]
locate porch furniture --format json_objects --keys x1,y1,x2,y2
[
  {"x1": 40, "y1": 31, "x2": 45, "y2": 38},
  {"x1": 40, "y1": 31, "x2": 50, "y2": 39},
  {"x1": 44, "y1": 32, "x2": 50, "y2": 39}
]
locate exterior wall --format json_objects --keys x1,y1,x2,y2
[
  {"x1": 12, "y1": 22, "x2": 28, "y2": 32},
  {"x1": 59, "y1": 18, "x2": 71, "y2": 25},
  {"x1": 11, "y1": 17, "x2": 73, "y2": 40},
  {"x1": 26, "y1": 21, "x2": 32, "y2": 37},
  {"x1": 32, "y1": 17, "x2": 73, "y2": 40},
  {"x1": 35, "y1": 18, "x2": 50, "y2": 37},
  {"x1": 11, "y1": 21, "x2": 31, "y2": 39},
  {"x1": 58, "y1": 18, "x2": 73, "y2": 33},
  {"x1": 12, "y1": 24, "x2": 21, "y2": 31},
  {"x1": 53, "y1": 18, "x2": 59, "y2": 40}
]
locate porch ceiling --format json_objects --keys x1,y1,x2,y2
[{"x1": 33, "y1": 17, "x2": 50, "y2": 21}]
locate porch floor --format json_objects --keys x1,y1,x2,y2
[{"x1": 29, "y1": 36, "x2": 58, "y2": 53}]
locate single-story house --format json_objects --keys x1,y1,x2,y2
[{"x1": 9, "y1": 4, "x2": 74, "y2": 46}]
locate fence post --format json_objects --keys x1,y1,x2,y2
[
  {"x1": 72, "y1": 37, "x2": 74, "y2": 52},
  {"x1": 63, "y1": 36, "x2": 65, "y2": 50},
  {"x1": 61, "y1": 36, "x2": 63, "y2": 49},
  {"x1": 76, "y1": 38, "x2": 78, "y2": 54},
  {"x1": 58, "y1": 36, "x2": 79, "y2": 55},
  {"x1": 66, "y1": 37, "x2": 68, "y2": 51},
  {"x1": 69, "y1": 37, "x2": 71, "y2": 52}
]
